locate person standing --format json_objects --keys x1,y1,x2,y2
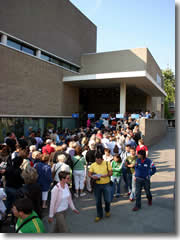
[
  {"x1": 35, "y1": 154, "x2": 53, "y2": 209},
  {"x1": 87, "y1": 118, "x2": 91, "y2": 128},
  {"x1": 48, "y1": 171, "x2": 79, "y2": 233},
  {"x1": 125, "y1": 147, "x2": 138, "y2": 201},
  {"x1": 136, "y1": 139, "x2": 148, "y2": 157},
  {"x1": 72, "y1": 146, "x2": 86, "y2": 198},
  {"x1": 121, "y1": 144, "x2": 131, "y2": 193},
  {"x1": 111, "y1": 154, "x2": 123, "y2": 201},
  {"x1": 132, "y1": 150, "x2": 156, "y2": 211},
  {"x1": 88, "y1": 152, "x2": 112, "y2": 222}
]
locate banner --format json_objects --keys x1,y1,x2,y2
[
  {"x1": 72, "y1": 113, "x2": 79, "y2": 118},
  {"x1": 101, "y1": 114, "x2": 109, "y2": 119},
  {"x1": 116, "y1": 114, "x2": 124, "y2": 119},
  {"x1": 131, "y1": 114, "x2": 140, "y2": 119},
  {"x1": 88, "y1": 114, "x2": 95, "y2": 119}
]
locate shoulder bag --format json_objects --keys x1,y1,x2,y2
[{"x1": 15, "y1": 216, "x2": 39, "y2": 233}]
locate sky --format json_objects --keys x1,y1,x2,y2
[{"x1": 70, "y1": 0, "x2": 175, "y2": 73}]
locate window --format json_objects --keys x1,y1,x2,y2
[
  {"x1": 70, "y1": 65, "x2": 79, "y2": 72},
  {"x1": 7, "y1": 39, "x2": 21, "y2": 50},
  {"x1": 62, "y1": 62, "x2": 71, "y2": 70},
  {"x1": 22, "y1": 45, "x2": 35, "y2": 56},
  {"x1": 41, "y1": 53, "x2": 50, "y2": 61},
  {"x1": 50, "y1": 57, "x2": 60, "y2": 65},
  {"x1": 157, "y1": 73, "x2": 162, "y2": 86}
]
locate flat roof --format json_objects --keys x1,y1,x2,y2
[{"x1": 63, "y1": 70, "x2": 166, "y2": 97}]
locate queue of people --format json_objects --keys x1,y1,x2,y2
[{"x1": 0, "y1": 115, "x2": 156, "y2": 233}]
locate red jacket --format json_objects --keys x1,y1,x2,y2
[{"x1": 42, "y1": 144, "x2": 55, "y2": 155}]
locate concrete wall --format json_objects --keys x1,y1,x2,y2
[
  {"x1": 139, "y1": 118, "x2": 167, "y2": 146},
  {"x1": 0, "y1": 0, "x2": 97, "y2": 65},
  {"x1": 80, "y1": 48, "x2": 147, "y2": 74},
  {"x1": 146, "y1": 49, "x2": 163, "y2": 87},
  {"x1": 0, "y1": 44, "x2": 79, "y2": 116}
]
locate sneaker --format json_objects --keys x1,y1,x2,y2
[
  {"x1": 105, "y1": 212, "x2": 111, "y2": 217},
  {"x1": 94, "y1": 217, "x2": 102, "y2": 222},
  {"x1": 132, "y1": 207, "x2": 139, "y2": 211},
  {"x1": 148, "y1": 199, "x2": 152, "y2": 206},
  {"x1": 129, "y1": 198, "x2": 134, "y2": 202},
  {"x1": 74, "y1": 193, "x2": 79, "y2": 198},
  {"x1": 80, "y1": 192, "x2": 86, "y2": 197}
]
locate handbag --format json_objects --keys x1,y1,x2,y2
[{"x1": 52, "y1": 164, "x2": 62, "y2": 179}]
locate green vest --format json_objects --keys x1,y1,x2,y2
[{"x1": 112, "y1": 161, "x2": 123, "y2": 177}]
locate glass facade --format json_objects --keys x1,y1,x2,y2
[
  {"x1": 4, "y1": 34, "x2": 80, "y2": 73},
  {"x1": 41, "y1": 53, "x2": 50, "y2": 61},
  {"x1": 22, "y1": 45, "x2": 35, "y2": 56},
  {"x1": 0, "y1": 117, "x2": 78, "y2": 143},
  {"x1": 7, "y1": 39, "x2": 21, "y2": 50},
  {"x1": 40, "y1": 51, "x2": 79, "y2": 73}
]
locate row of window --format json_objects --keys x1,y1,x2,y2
[{"x1": 0, "y1": 35, "x2": 80, "y2": 73}]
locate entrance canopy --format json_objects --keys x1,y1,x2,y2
[{"x1": 63, "y1": 70, "x2": 166, "y2": 97}]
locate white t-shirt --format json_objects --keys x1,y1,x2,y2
[
  {"x1": 101, "y1": 138, "x2": 109, "y2": 148},
  {"x1": 53, "y1": 163, "x2": 70, "y2": 182},
  {"x1": 103, "y1": 119, "x2": 109, "y2": 128},
  {"x1": 57, "y1": 186, "x2": 70, "y2": 213}
]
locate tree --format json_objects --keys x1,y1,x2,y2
[{"x1": 162, "y1": 68, "x2": 175, "y2": 119}]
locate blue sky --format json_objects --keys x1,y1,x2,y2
[{"x1": 70, "y1": 0, "x2": 175, "y2": 73}]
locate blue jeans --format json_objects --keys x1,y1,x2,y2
[
  {"x1": 127, "y1": 173, "x2": 132, "y2": 193},
  {"x1": 111, "y1": 176, "x2": 122, "y2": 201},
  {"x1": 130, "y1": 174, "x2": 136, "y2": 199},
  {"x1": 94, "y1": 183, "x2": 111, "y2": 218},
  {"x1": 122, "y1": 167, "x2": 128, "y2": 190},
  {"x1": 135, "y1": 177, "x2": 152, "y2": 208}
]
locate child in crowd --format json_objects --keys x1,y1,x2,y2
[
  {"x1": 132, "y1": 150, "x2": 156, "y2": 211},
  {"x1": 125, "y1": 147, "x2": 138, "y2": 201},
  {"x1": 111, "y1": 154, "x2": 123, "y2": 201}
]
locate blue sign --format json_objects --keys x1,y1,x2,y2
[
  {"x1": 131, "y1": 114, "x2": 140, "y2": 119},
  {"x1": 116, "y1": 114, "x2": 124, "y2": 119},
  {"x1": 88, "y1": 114, "x2": 95, "y2": 119},
  {"x1": 101, "y1": 114, "x2": 109, "y2": 119},
  {"x1": 72, "y1": 113, "x2": 79, "y2": 118}
]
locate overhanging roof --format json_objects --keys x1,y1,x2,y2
[{"x1": 63, "y1": 70, "x2": 166, "y2": 97}]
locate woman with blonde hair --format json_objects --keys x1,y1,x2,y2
[
  {"x1": 35, "y1": 154, "x2": 53, "y2": 209},
  {"x1": 31, "y1": 151, "x2": 41, "y2": 165},
  {"x1": 52, "y1": 154, "x2": 70, "y2": 186}
]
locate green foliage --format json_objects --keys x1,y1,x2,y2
[
  {"x1": 162, "y1": 68, "x2": 175, "y2": 103},
  {"x1": 162, "y1": 68, "x2": 175, "y2": 119}
]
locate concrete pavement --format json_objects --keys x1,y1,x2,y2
[{"x1": 65, "y1": 127, "x2": 175, "y2": 233}]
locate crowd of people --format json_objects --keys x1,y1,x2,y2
[{"x1": 0, "y1": 114, "x2": 156, "y2": 233}]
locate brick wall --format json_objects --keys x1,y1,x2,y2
[{"x1": 0, "y1": 44, "x2": 79, "y2": 116}]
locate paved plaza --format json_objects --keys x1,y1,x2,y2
[{"x1": 64, "y1": 127, "x2": 176, "y2": 233}]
